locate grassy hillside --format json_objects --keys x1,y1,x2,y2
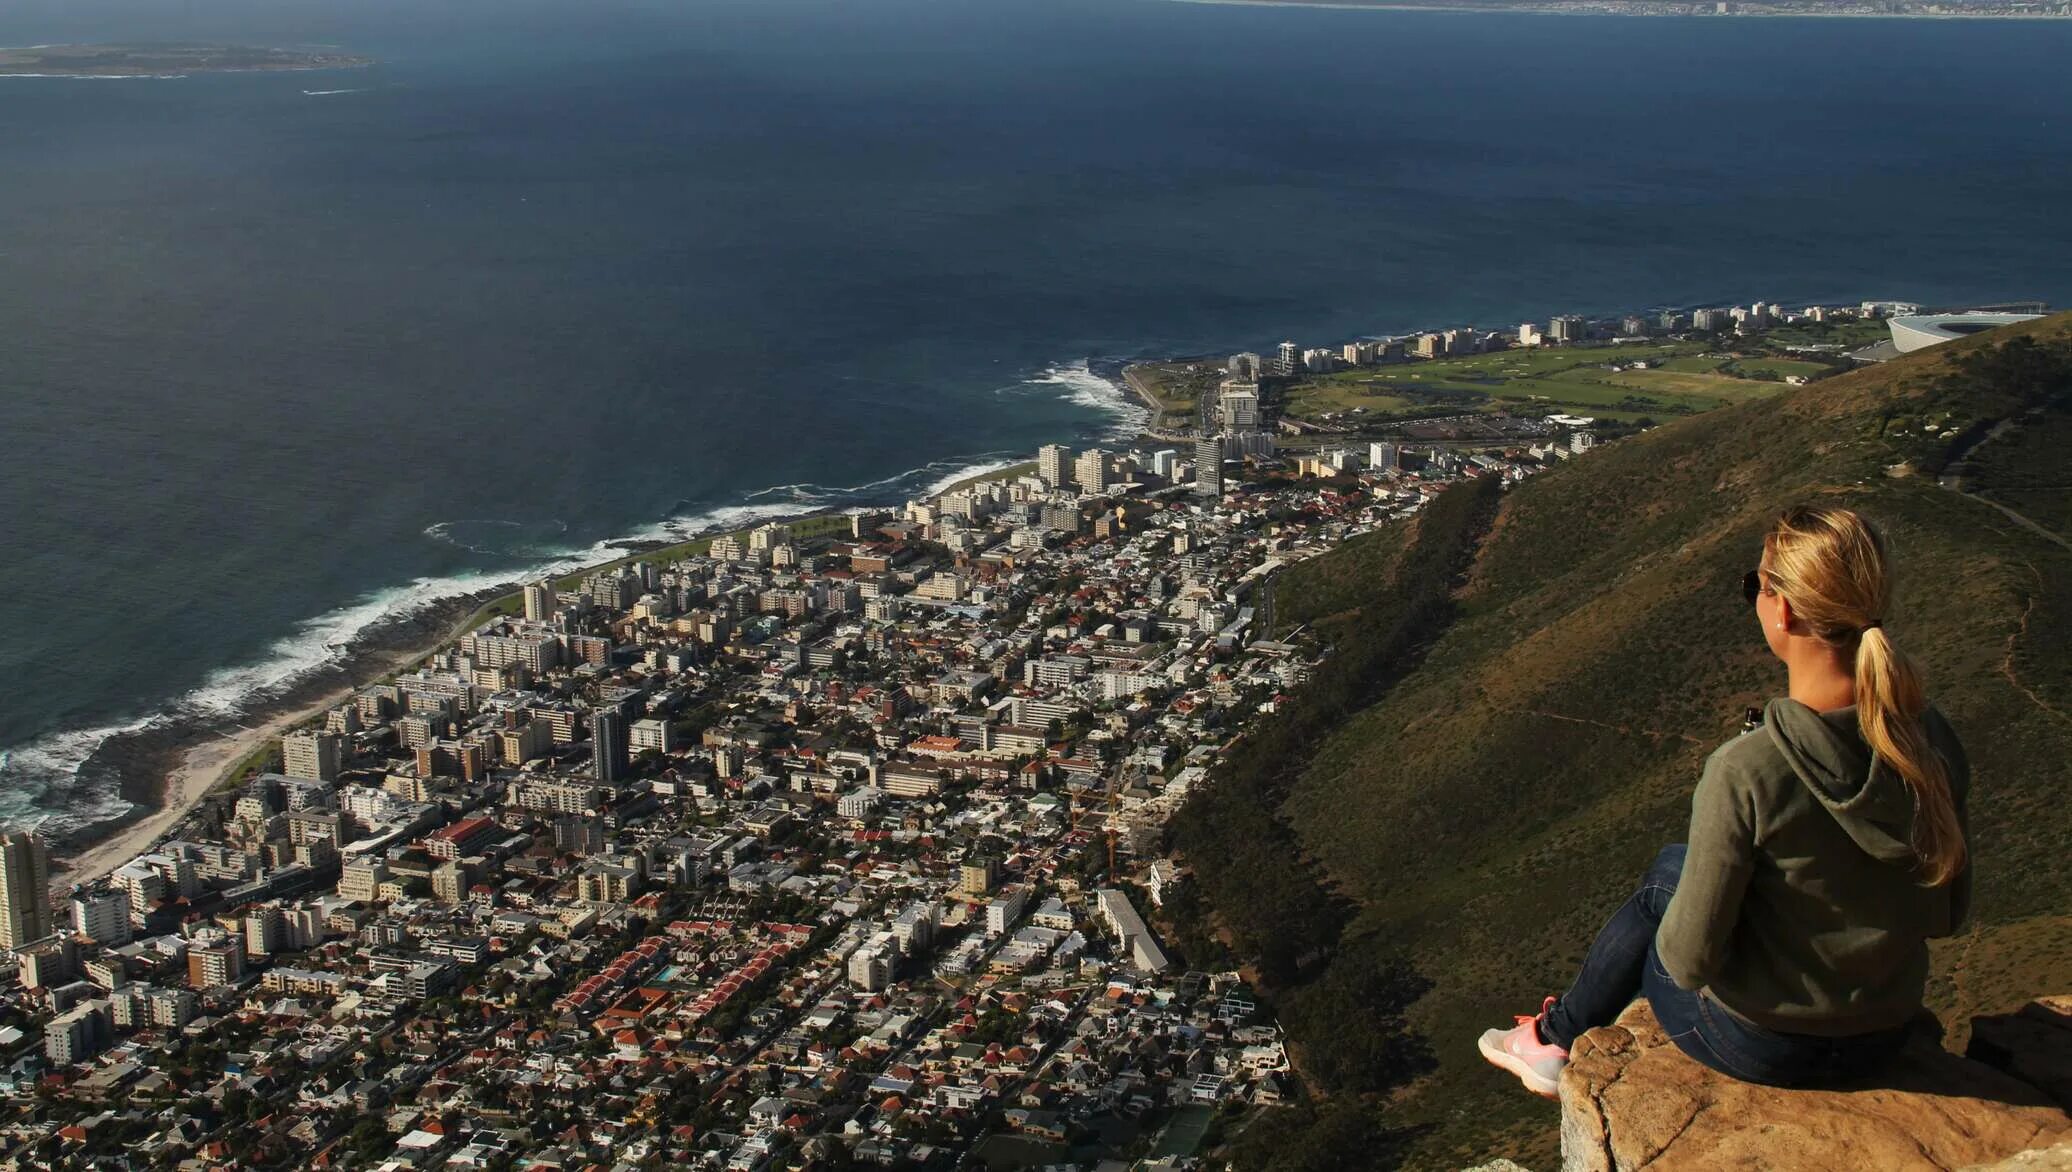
[{"x1": 1186, "y1": 314, "x2": 2072, "y2": 1169}]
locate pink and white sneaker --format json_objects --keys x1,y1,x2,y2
[{"x1": 1478, "y1": 996, "x2": 1569, "y2": 1099}]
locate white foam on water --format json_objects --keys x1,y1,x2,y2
[
  {"x1": 422, "y1": 518, "x2": 570, "y2": 557},
  {"x1": 302, "y1": 88, "x2": 363, "y2": 96},
  {"x1": 916, "y1": 457, "x2": 1027, "y2": 497},
  {"x1": 728, "y1": 453, "x2": 1030, "y2": 507},
  {"x1": 178, "y1": 566, "x2": 526, "y2": 720},
  {"x1": 0, "y1": 73, "x2": 190, "y2": 80},
  {"x1": 643, "y1": 499, "x2": 819, "y2": 544},
  {"x1": 0, "y1": 717, "x2": 159, "y2": 835},
  {"x1": 0, "y1": 441, "x2": 1068, "y2": 835},
  {"x1": 1021, "y1": 359, "x2": 1152, "y2": 439}
]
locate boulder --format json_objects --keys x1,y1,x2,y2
[
  {"x1": 1970, "y1": 997, "x2": 2072, "y2": 1113},
  {"x1": 1961, "y1": 1142, "x2": 2072, "y2": 1171},
  {"x1": 1560, "y1": 1001, "x2": 2072, "y2": 1172}
]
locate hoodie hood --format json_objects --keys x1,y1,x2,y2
[{"x1": 1763, "y1": 697, "x2": 1919, "y2": 864}]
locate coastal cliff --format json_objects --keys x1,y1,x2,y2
[
  {"x1": 1175, "y1": 314, "x2": 2072, "y2": 1167},
  {"x1": 1554, "y1": 998, "x2": 2072, "y2": 1171}
]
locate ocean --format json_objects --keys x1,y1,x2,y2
[{"x1": 2, "y1": 0, "x2": 2069, "y2": 841}]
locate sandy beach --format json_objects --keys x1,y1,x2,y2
[
  {"x1": 37, "y1": 436, "x2": 1113, "y2": 895},
  {"x1": 46, "y1": 686, "x2": 354, "y2": 889},
  {"x1": 39, "y1": 500, "x2": 861, "y2": 892},
  {"x1": 45, "y1": 605, "x2": 493, "y2": 892}
]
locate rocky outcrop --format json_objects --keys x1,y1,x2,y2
[
  {"x1": 1560, "y1": 1000, "x2": 2072, "y2": 1172},
  {"x1": 1962, "y1": 1142, "x2": 2072, "y2": 1171},
  {"x1": 1970, "y1": 996, "x2": 2072, "y2": 1113}
]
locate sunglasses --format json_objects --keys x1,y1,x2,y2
[{"x1": 1741, "y1": 568, "x2": 1766, "y2": 606}]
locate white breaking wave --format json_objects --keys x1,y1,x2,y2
[
  {"x1": 177, "y1": 567, "x2": 525, "y2": 720},
  {"x1": 741, "y1": 484, "x2": 836, "y2": 506},
  {"x1": 302, "y1": 88, "x2": 362, "y2": 96},
  {"x1": 0, "y1": 73, "x2": 190, "y2": 80},
  {"x1": 916, "y1": 457, "x2": 1026, "y2": 497},
  {"x1": 0, "y1": 440, "x2": 1065, "y2": 836},
  {"x1": 644, "y1": 499, "x2": 817, "y2": 543},
  {"x1": 1021, "y1": 359, "x2": 1152, "y2": 439},
  {"x1": 731, "y1": 453, "x2": 1030, "y2": 510},
  {"x1": 422, "y1": 518, "x2": 569, "y2": 557},
  {"x1": 0, "y1": 717, "x2": 159, "y2": 835}
]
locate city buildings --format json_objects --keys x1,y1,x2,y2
[
  {"x1": 187, "y1": 938, "x2": 244, "y2": 989},
  {"x1": 70, "y1": 889, "x2": 130, "y2": 946},
  {"x1": 281, "y1": 728, "x2": 341, "y2": 782},
  {"x1": 593, "y1": 707, "x2": 629, "y2": 782},
  {"x1": 0, "y1": 389, "x2": 1606, "y2": 1167},
  {"x1": 1073, "y1": 448, "x2": 1110, "y2": 495},
  {"x1": 1195, "y1": 435, "x2": 1224, "y2": 498},
  {"x1": 523, "y1": 579, "x2": 557, "y2": 621},
  {"x1": 1038, "y1": 443, "x2": 1072, "y2": 489},
  {"x1": 0, "y1": 830, "x2": 52, "y2": 951},
  {"x1": 1218, "y1": 382, "x2": 1260, "y2": 432}
]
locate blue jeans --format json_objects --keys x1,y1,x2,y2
[{"x1": 1538, "y1": 845, "x2": 1911, "y2": 1086}]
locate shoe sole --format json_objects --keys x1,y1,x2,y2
[{"x1": 1478, "y1": 1033, "x2": 1561, "y2": 1100}]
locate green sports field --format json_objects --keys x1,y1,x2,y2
[{"x1": 1282, "y1": 339, "x2": 1815, "y2": 424}]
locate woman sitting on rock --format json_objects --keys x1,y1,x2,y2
[{"x1": 1479, "y1": 504, "x2": 1970, "y2": 1097}]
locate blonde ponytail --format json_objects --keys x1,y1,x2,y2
[
  {"x1": 1763, "y1": 505, "x2": 1966, "y2": 885},
  {"x1": 1854, "y1": 627, "x2": 1965, "y2": 884}
]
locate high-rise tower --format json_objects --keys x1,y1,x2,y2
[
  {"x1": 0, "y1": 831, "x2": 54, "y2": 951},
  {"x1": 593, "y1": 708, "x2": 629, "y2": 783},
  {"x1": 1195, "y1": 436, "x2": 1224, "y2": 499}
]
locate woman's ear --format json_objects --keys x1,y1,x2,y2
[{"x1": 1774, "y1": 591, "x2": 1794, "y2": 634}]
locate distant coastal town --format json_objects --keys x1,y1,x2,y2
[
  {"x1": 1192, "y1": 0, "x2": 2072, "y2": 18},
  {"x1": 0, "y1": 297, "x2": 2043, "y2": 1166},
  {"x1": 0, "y1": 44, "x2": 372, "y2": 78}
]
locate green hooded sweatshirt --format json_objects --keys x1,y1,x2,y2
[{"x1": 1655, "y1": 697, "x2": 1971, "y2": 1037}]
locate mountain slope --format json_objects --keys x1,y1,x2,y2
[{"x1": 1215, "y1": 314, "x2": 2072, "y2": 1168}]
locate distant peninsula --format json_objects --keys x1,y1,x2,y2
[
  {"x1": 0, "y1": 43, "x2": 372, "y2": 78},
  {"x1": 1180, "y1": 0, "x2": 2071, "y2": 16}
]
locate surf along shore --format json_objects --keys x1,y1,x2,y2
[{"x1": 47, "y1": 458, "x2": 1039, "y2": 890}]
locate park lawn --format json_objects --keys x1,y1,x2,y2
[
  {"x1": 1657, "y1": 354, "x2": 1729, "y2": 374},
  {"x1": 1763, "y1": 318, "x2": 1890, "y2": 350},
  {"x1": 1612, "y1": 369, "x2": 1790, "y2": 408},
  {"x1": 1285, "y1": 376, "x2": 1480, "y2": 417},
  {"x1": 1383, "y1": 372, "x2": 1512, "y2": 396},
  {"x1": 1728, "y1": 357, "x2": 1832, "y2": 380},
  {"x1": 1127, "y1": 362, "x2": 1218, "y2": 432},
  {"x1": 1281, "y1": 340, "x2": 1783, "y2": 425},
  {"x1": 1601, "y1": 369, "x2": 1754, "y2": 401},
  {"x1": 1487, "y1": 367, "x2": 1786, "y2": 420},
  {"x1": 1303, "y1": 340, "x2": 1705, "y2": 394},
  {"x1": 1338, "y1": 393, "x2": 1433, "y2": 417},
  {"x1": 1527, "y1": 365, "x2": 1717, "y2": 402}
]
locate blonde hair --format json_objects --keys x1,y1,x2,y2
[{"x1": 1762, "y1": 505, "x2": 1965, "y2": 885}]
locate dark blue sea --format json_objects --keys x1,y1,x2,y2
[{"x1": 3, "y1": 0, "x2": 2070, "y2": 836}]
